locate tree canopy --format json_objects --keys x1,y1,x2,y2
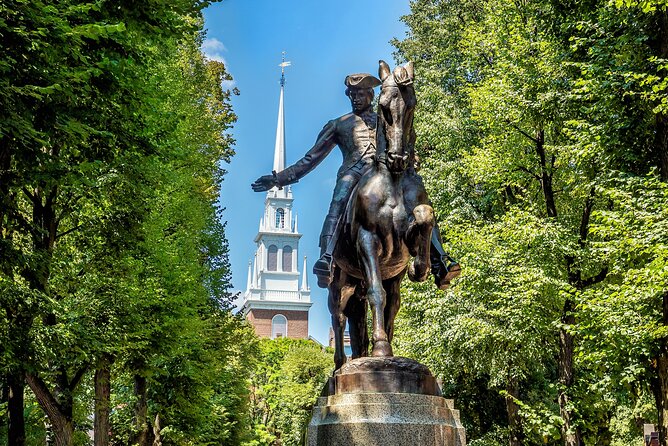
[{"x1": 393, "y1": 0, "x2": 668, "y2": 445}]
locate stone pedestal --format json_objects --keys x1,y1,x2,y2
[{"x1": 307, "y1": 357, "x2": 466, "y2": 446}]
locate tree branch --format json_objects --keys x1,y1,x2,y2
[
  {"x1": 21, "y1": 187, "x2": 39, "y2": 206},
  {"x1": 69, "y1": 365, "x2": 89, "y2": 391},
  {"x1": 25, "y1": 372, "x2": 65, "y2": 422},
  {"x1": 56, "y1": 224, "x2": 82, "y2": 240},
  {"x1": 505, "y1": 119, "x2": 539, "y2": 143},
  {"x1": 7, "y1": 208, "x2": 39, "y2": 238},
  {"x1": 582, "y1": 268, "x2": 609, "y2": 287},
  {"x1": 514, "y1": 166, "x2": 541, "y2": 181},
  {"x1": 578, "y1": 187, "x2": 596, "y2": 247}
]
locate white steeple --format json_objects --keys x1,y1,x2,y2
[{"x1": 241, "y1": 53, "x2": 311, "y2": 328}]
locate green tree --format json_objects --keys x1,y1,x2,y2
[
  {"x1": 0, "y1": 0, "x2": 253, "y2": 444},
  {"x1": 247, "y1": 338, "x2": 332, "y2": 446},
  {"x1": 393, "y1": 0, "x2": 667, "y2": 445}
]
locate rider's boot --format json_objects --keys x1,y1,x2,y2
[
  {"x1": 430, "y1": 229, "x2": 461, "y2": 290},
  {"x1": 313, "y1": 235, "x2": 333, "y2": 288}
]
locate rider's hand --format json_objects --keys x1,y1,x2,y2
[{"x1": 251, "y1": 174, "x2": 278, "y2": 192}]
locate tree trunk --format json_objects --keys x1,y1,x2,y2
[
  {"x1": 651, "y1": 291, "x2": 668, "y2": 446},
  {"x1": 558, "y1": 298, "x2": 581, "y2": 446},
  {"x1": 0, "y1": 378, "x2": 6, "y2": 437},
  {"x1": 658, "y1": 112, "x2": 668, "y2": 181},
  {"x1": 594, "y1": 410, "x2": 613, "y2": 446},
  {"x1": 7, "y1": 371, "x2": 26, "y2": 446},
  {"x1": 134, "y1": 374, "x2": 151, "y2": 446},
  {"x1": 94, "y1": 356, "x2": 112, "y2": 446},
  {"x1": 25, "y1": 373, "x2": 74, "y2": 446},
  {"x1": 654, "y1": 353, "x2": 668, "y2": 446},
  {"x1": 534, "y1": 125, "x2": 581, "y2": 445},
  {"x1": 534, "y1": 129, "x2": 557, "y2": 218},
  {"x1": 506, "y1": 377, "x2": 523, "y2": 446},
  {"x1": 152, "y1": 413, "x2": 162, "y2": 446}
]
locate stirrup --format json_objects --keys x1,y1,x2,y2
[
  {"x1": 432, "y1": 254, "x2": 461, "y2": 290},
  {"x1": 313, "y1": 254, "x2": 333, "y2": 288}
]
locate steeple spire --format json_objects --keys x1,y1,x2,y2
[{"x1": 273, "y1": 52, "x2": 291, "y2": 174}]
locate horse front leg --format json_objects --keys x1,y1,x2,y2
[
  {"x1": 357, "y1": 227, "x2": 392, "y2": 357},
  {"x1": 406, "y1": 203, "x2": 435, "y2": 282}
]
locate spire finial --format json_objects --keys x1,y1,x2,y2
[{"x1": 279, "y1": 51, "x2": 291, "y2": 87}]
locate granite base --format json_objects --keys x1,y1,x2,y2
[{"x1": 307, "y1": 357, "x2": 466, "y2": 446}]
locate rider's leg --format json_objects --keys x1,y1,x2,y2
[
  {"x1": 430, "y1": 225, "x2": 461, "y2": 290},
  {"x1": 313, "y1": 216, "x2": 337, "y2": 288},
  {"x1": 313, "y1": 172, "x2": 360, "y2": 287}
]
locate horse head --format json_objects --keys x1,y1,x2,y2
[{"x1": 378, "y1": 60, "x2": 416, "y2": 173}]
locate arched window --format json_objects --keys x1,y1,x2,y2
[
  {"x1": 275, "y1": 208, "x2": 285, "y2": 228},
  {"x1": 272, "y1": 314, "x2": 287, "y2": 339},
  {"x1": 267, "y1": 245, "x2": 278, "y2": 271},
  {"x1": 282, "y1": 246, "x2": 293, "y2": 272}
]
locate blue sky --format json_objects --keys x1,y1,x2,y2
[{"x1": 203, "y1": 0, "x2": 411, "y2": 345}]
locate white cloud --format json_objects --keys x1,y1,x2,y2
[
  {"x1": 202, "y1": 37, "x2": 226, "y2": 59},
  {"x1": 201, "y1": 37, "x2": 236, "y2": 89}
]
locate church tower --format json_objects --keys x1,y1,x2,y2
[{"x1": 241, "y1": 55, "x2": 312, "y2": 339}]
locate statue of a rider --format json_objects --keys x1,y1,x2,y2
[{"x1": 251, "y1": 72, "x2": 459, "y2": 289}]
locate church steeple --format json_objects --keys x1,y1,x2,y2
[{"x1": 241, "y1": 53, "x2": 311, "y2": 339}]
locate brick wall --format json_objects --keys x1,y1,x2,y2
[{"x1": 247, "y1": 308, "x2": 309, "y2": 339}]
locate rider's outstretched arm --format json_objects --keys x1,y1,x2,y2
[{"x1": 275, "y1": 120, "x2": 338, "y2": 187}]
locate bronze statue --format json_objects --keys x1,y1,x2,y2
[
  {"x1": 252, "y1": 61, "x2": 460, "y2": 369},
  {"x1": 252, "y1": 72, "x2": 382, "y2": 289}
]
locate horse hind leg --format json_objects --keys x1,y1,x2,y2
[
  {"x1": 344, "y1": 288, "x2": 368, "y2": 359},
  {"x1": 383, "y1": 270, "x2": 406, "y2": 345},
  {"x1": 328, "y1": 272, "x2": 348, "y2": 370},
  {"x1": 406, "y1": 204, "x2": 435, "y2": 282},
  {"x1": 357, "y1": 227, "x2": 392, "y2": 357}
]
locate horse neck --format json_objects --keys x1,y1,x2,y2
[
  {"x1": 375, "y1": 106, "x2": 416, "y2": 173},
  {"x1": 375, "y1": 114, "x2": 388, "y2": 165}
]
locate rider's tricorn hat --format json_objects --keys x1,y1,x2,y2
[{"x1": 344, "y1": 73, "x2": 382, "y2": 89}]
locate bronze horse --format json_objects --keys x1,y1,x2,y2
[{"x1": 328, "y1": 60, "x2": 435, "y2": 369}]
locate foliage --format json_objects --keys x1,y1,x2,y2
[
  {"x1": 0, "y1": 0, "x2": 257, "y2": 444},
  {"x1": 393, "y1": 0, "x2": 668, "y2": 444},
  {"x1": 247, "y1": 338, "x2": 333, "y2": 446}
]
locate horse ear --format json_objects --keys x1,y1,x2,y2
[
  {"x1": 405, "y1": 61, "x2": 414, "y2": 81},
  {"x1": 379, "y1": 60, "x2": 391, "y2": 82}
]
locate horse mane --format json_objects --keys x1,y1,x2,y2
[
  {"x1": 374, "y1": 81, "x2": 417, "y2": 171},
  {"x1": 374, "y1": 102, "x2": 389, "y2": 166}
]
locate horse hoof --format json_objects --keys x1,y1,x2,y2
[
  {"x1": 372, "y1": 340, "x2": 393, "y2": 357},
  {"x1": 334, "y1": 357, "x2": 346, "y2": 371}
]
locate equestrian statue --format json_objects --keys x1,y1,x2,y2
[{"x1": 252, "y1": 60, "x2": 460, "y2": 370}]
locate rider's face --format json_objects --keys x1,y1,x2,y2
[{"x1": 348, "y1": 88, "x2": 373, "y2": 113}]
